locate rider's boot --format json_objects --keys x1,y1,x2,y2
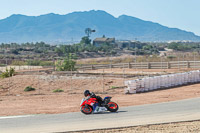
[{"x1": 93, "y1": 106, "x2": 99, "y2": 113}]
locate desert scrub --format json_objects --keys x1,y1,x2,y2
[
  {"x1": 11, "y1": 60, "x2": 26, "y2": 66},
  {"x1": 0, "y1": 64, "x2": 6, "y2": 67},
  {"x1": 53, "y1": 89, "x2": 64, "y2": 93},
  {"x1": 24, "y1": 86, "x2": 36, "y2": 92},
  {"x1": 0, "y1": 67, "x2": 15, "y2": 78},
  {"x1": 111, "y1": 86, "x2": 118, "y2": 89}
]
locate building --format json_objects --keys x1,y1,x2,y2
[
  {"x1": 116, "y1": 40, "x2": 145, "y2": 49},
  {"x1": 93, "y1": 37, "x2": 115, "y2": 47}
]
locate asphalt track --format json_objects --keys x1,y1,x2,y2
[{"x1": 1, "y1": 97, "x2": 200, "y2": 133}]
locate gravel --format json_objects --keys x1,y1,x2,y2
[{"x1": 79, "y1": 120, "x2": 200, "y2": 133}]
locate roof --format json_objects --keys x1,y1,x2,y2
[
  {"x1": 94, "y1": 38, "x2": 108, "y2": 42},
  {"x1": 107, "y1": 38, "x2": 115, "y2": 42},
  {"x1": 93, "y1": 37, "x2": 115, "y2": 42}
]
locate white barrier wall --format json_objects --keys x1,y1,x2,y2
[{"x1": 124, "y1": 70, "x2": 200, "y2": 94}]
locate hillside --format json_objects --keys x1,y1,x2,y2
[{"x1": 0, "y1": 10, "x2": 200, "y2": 43}]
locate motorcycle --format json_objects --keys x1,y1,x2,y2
[{"x1": 80, "y1": 96, "x2": 119, "y2": 114}]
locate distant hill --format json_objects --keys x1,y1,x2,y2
[{"x1": 0, "y1": 10, "x2": 200, "y2": 43}]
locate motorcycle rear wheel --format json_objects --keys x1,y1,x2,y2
[
  {"x1": 107, "y1": 102, "x2": 119, "y2": 112},
  {"x1": 81, "y1": 105, "x2": 93, "y2": 114}
]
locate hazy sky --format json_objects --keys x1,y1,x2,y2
[{"x1": 1, "y1": 0, "x2": 200, "y2": 35}]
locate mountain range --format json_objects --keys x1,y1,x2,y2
[{"x1": 0, "y1": 10, "x2": 200, "y2": 43}]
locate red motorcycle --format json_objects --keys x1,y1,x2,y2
[{"x1": 80, "y1": 96, "x2": 119, "y2": 114}]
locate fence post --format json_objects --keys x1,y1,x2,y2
[
  {"x1": 123, "y1": 69, "x2": 125, "y2": 82},
  {"x1": 187, "y1": 61, "x2": 190, "y2": 68},
  {"x1": 167, "y1": 62, "x2": 170, "y2": 69},
  {"x1": 70, "y1": 67, "x2": 73, "y2": 90},
  {"x1": 8, "y1": 77, "x2": 11, "y2": 95},
  {"x1": 128, "y1": 62, "x2": 131, "y2": 69},
  {"x1": 6, "y1": 58, "x2": 8, "y2": 70},
  {"x1": 53, "y1": 59, "x2": 55, "y2": 71},
  {"x1": 37, "y1": 70, "x2": 40, "y2": 95},
  {"x1": 110, "y1": 64, "x2": 112, "y2": 69},
  {"x1": 102, "y1": 69, "x2": 104, "y2": 93},
  {"x1": 148, "y1": 62, "x2": 151, "y2": 69},
  {"x1": 134, "y1": 62, "x2": 137, "y2": 69}
]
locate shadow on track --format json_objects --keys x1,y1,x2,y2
[{"x1": 93, "y1": 110, "x2": 127, "y2": 115}]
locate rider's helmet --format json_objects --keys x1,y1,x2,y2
[{"x1": 84, "y1": 90, "x2": 91, "y2": 97}]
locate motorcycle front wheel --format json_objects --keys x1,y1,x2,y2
[
  {"x1": 107, "y1": 102, "x2": 119, "y2": 112},
  {"x1": 81, "y1": 105, "x2": 93, "y2": 114}
]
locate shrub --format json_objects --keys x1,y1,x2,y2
[
  {"x1": 39, "y1": 61, "x2": 54, "y2": 66},
  {"x1": 167, "y1": 55, "x2": 176, "y2": 59},
  {"x1": 24, "y1": 86, "x2": 36, "y2": 92},
  {"x1": 110, "y1": 86, "x2": 121, "y2": 89},
  {"x1": 9, "y1": 68, "x2": 15, "y2": 75},
  {"x1": 25, "y1": 60, "x2": 54, "y2": 66},
  {"x1": 26, "y1": 60, "x2": 41, "y2": 66},
  {"x1": 11, "y1": 60, "x2": 26, "y2": 66},
  {"x1": 0, "y1": 67, "x2": 15, "y2": 78},
  {"x1": 111, "y1": 86, "x2": 118, "y2": 89},
  {"x1": 53, "y1": 89, "x2": 64, "y2": 93},
  {"x1": 0, "y1": 70, "x2": 9, "y2": 78},
  {"x1": 0, "y1": 64, "x2": 6, "y2": 67}
]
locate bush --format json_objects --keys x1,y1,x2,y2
[
  {"x1": 167, "y1": 55, "x2": 176, "y2": 60},
  {"x1": 53, "y1": 89, "x2": 64, "y2": 93},
  {"x1": 24, "y1": 86, "x2": 36, "y2": 92},
  {"x1": 11, "y1": 61, "x2": 26, "y2": 66},
  {"x1": 0, "y1": 67, "x2": 15, "y2": 78},
  {"x1": 1, "y1": 70, "x2": 9, "y2": 78},
  {"x1": 111, "y1": 86, "x2": 118, "y2": 89},
  {"x1": 11, "y1": 49, "x2": 19, "y2": 55},
  {"x1": 0, "y1": 64, "x2": 6, "y2": 67},
  {"x1": 25, "y1": 60, "x2": 54, "y2": 66},
  {"x1": 39, "y1": 61, "x2": 54, "y2": 66},
  {"x1": 26, "y1": 60, "x2": 41, "y2": 66}
]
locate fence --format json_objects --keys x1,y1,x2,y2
[
  {"x1": 1, "y1": 61, "x2": 200, "y2": 97},
  {"x1": 124, "y1": 70, "x2": 200, "y2": 94},
  {"x1": 77, "y1": 61, "x2": 200, "y2": 70},
  {"x1": 1, "y1": 60, "x2": 200, "y2": 71}
]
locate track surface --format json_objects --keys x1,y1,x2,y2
[{"x1": 1, "y1": 97, "x2": 200, "y2": 133}]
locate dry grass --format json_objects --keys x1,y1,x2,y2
[{"x1": 77, "y1": 53, "x2": 200, "y2": 65}]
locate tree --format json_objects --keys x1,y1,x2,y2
[
  {"x1": 168, "y1": 42, "x2": 178, "y2": 50},
  {"x1": 56, "y1": 53, "x2": 76, "y2": 71},
  {"x1": 142, "y1": 45, "x2": 153, "y2": 50},
  {"x1": 80, "y1": 36, "x2": 91, "y2": 45},
  {"x1": 11, "y1": 49, "x2": 19, "y2": 55}
]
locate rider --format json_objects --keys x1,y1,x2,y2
[{"x1": 84, "y1": 90, "x2": 103, "y2": 112}]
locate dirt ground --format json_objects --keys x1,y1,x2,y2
[
  {"x1": 84, "y1": 68, "x2": 196, "y2": 75},
  {"x1": 85, "y1": 68, "x2": 194, "y2": 73},
  {"x1": 0, "y1": 69, "x2": 200, "y2": 116},
  {"x1": 79, "y1": 120, "x2": 200, "y2": 133}
]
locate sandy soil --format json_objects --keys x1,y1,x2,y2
[
  {"x1": 79, "y1": 120, "x2": 200, "y2": 133},
  {"x1": 0, "y1": 72, "x2": 200, "y2": 116}
]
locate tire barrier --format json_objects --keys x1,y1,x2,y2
[{"x1": 124, "y1": 70, "x2": 200, "y2": 94}]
